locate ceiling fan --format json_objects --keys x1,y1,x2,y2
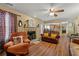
[{"x1": 49, "y1": 7, "x2": 64, "y2": 17}]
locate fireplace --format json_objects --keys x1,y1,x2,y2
[{"x1": 27, "y1": 31, "x2": 36, "y2": 40}]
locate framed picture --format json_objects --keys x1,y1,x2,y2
[{"x1": 18, "y1": 20, "x2": 23, "y2": 27}]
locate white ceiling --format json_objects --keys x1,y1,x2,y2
[{"x1": 1, "y1": 3, "x2": 79, "y2": 21}]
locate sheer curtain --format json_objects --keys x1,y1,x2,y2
[
  {"x1": 5, "y1": 12, "x2": 10, "y2": 42},
  {"x1": 5, "y1": 12, "x2": 16, "y2": 42}
]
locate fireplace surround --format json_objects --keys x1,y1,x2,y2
[{"x1": 27, "y1": 31, "x2": 36, "y2": 40}]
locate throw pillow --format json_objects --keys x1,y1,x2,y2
[
  {"x1": 50, "y1": 34, "x2": 57, "y2": 39},
  {"x1": 13, "y1": 36, "x2": 23, "y2": 45},
  {"x1": 44, "y1": 33, "x2": 48, "y2": 37}
]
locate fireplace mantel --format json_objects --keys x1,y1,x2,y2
[{"x1": 24, "y1": 27, "x2": 37, "y2": 32}]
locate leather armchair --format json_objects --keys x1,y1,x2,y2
[{"x1": 4, "y1": 32, "x2": 30, "y2": 56}]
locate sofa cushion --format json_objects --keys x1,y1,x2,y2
[{"x1": 50, "y1": 34, "x2": 57, "y2": 39}]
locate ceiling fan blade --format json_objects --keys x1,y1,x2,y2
[
  {"x1": 50, "y1": 8, "x2": 64, "y2": 12},
  {"x1": 54, "y1": 9, "x2": 64, "y2": 12}
]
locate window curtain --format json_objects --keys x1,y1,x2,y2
[
  {"x1": 10, "y1": 13, "x2": 15, "y2": 33},
  {"x1": 0, "y1": 10, "x2": 17, "y2": 49},
  {"x1": 9, "y1": 13, "x2": 15, "y2": 38},
  {"x1": 0, "y1": 11, "x2": 5, "y2": 49}
]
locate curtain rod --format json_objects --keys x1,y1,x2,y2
[{"x1": 0, "y1": 9, "x2": 21, "y2": 17}]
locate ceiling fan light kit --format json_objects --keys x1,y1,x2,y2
[
  {"x1": 49, "y1": 13, "x2": 58, "y2": 17},
  {"x1": 49, "y1": 13, "x2": 54, "y2": 16}
]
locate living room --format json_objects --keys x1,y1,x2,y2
[{"x1": 0, "y1": 3, "x2": 79, "y2": 56}]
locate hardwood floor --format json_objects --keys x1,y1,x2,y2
[
  {"x1": 28, "y1": 42, "x2": 57, "y2": 56},
  {"x1": 27, "y1": 34, "x2": 70, "y2": 56},
  {"x1": 55, "y1": 34, "x2": 70, "y2": 56},
  {"x1": 0, "y1": 34, "x2": 70, "y2": 56}
]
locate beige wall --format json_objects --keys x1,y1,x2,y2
[
  {"x1": 17, "y1": 15, "x2": 30, "y2": 32},
  {"x1": 34, "y1": 18, "x2": 44, "y2": 40}
]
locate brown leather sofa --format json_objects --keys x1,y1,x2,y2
[
  {"x1": 4, "y1": 32, "x2": 30, "y2": 56},
  {"x1": 41, "y1": 31, "x2": 60, "y2": 44}
]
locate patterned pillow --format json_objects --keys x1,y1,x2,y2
[{"x1": 13, "y1": 36, "x2": 23, "y2": 45}]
